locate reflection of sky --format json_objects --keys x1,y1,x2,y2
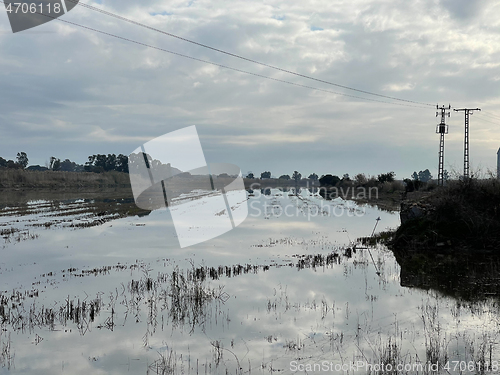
[{"x1": 0, "y1": 192, "x2": 499, "y2": 374}]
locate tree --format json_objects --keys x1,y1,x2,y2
[
  {"x1": 342, "y1": 173, "x2": 350, "y2": 181},
  {"x1": 319, "y1": 174, "x2": 341, "y2": 186},
  {"x1": 116, "y1": 154, "x2": 129, "y2": 173},
  {"x1": 260, "y1": 171, "x2": 271, "y2": 179},
  {"x1": 85, "y1": 154, "x2": 121, "y2": 173},
  {"x1": 443, "y1": 169, "x2": 450, "y2": 181},
  {"x1": 0, "y1": 157, "x2": 7, "y2": 168},
  {"x1": 26, "y1": 165, "x2": 48, "y2": 171},
  {"x1": 58, "y1": 159, "x2": 84, "y2": 172},
  {"x1": 16, "y1": 152, "x2": 28, "y2": 169},
  {"x1": 292, "y1": 171, "x2": 301, "y2": 182},
  {"x1": 50, "y1": 157, "x2": 61, "y2": 171},
  {"x1": 6, "y1": 160, "x2": 21, "y2": 169},
  {"x1": 105, "y1": 154, "x2": 117, "y2": 171},
  {"x1": 308, "y1": 173, "x2": 318, "y2": 181},
  {"x1": 246, "y1": 172, "x2": 255, "y2": 179},
  {"x1": 279, "y1": 174, "x2": 290, "y2": 180},
  {"x1": 354, "y1": 173, "x2": 367, "y2": 185},
  {"x1": 411, "y1": 169, "x2": 432, "y2": 183},
  {"x1": 418, "y1": 169, "x2": 432, "y2": 182},
  {"x1": 404, "y1": 178, "x2": 416, "y2": 192},
  {"x1": 378, "y1": 172, "x2": 395, "y2": 183},
  {"x1": 60, "y1": 159, "x2": 74, "y2": 172}
]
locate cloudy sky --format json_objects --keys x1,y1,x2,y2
[{"x1": 1, "y1": 0, "x2": 499, "y2": 179}]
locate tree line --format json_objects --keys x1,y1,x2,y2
[
  {"x1": 0, "y1": 152, "x2": 129, "y2": 173},
  {"x1": 2, "y1": 152, "x2": 438, "y2": 188},
  {"x1": 247, "y1": 171, "x2": 319, "y2": 181},
  {"x1": 247, "y1": 169, "x2": 441, "y2": 191},
  {"x1": 246, "y1": 170, "x2": 397, "y2": 186}
]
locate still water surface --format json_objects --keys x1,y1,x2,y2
[{"x1": 0, "y1": 189, "x2": 498, "y2": 374}]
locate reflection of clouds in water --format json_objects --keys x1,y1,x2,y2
[{"x1": 0, "y1": 193, "x2": 498, "y2": 373}]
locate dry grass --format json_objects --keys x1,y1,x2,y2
[
  {"x1": 0, "y1": 169, "x2": 130, "y2": 189},
  {"x1": 394, "y1": 178, "x2": 500, "y2": 251}
]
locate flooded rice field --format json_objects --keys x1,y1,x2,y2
[{"x1": 0, "y1": 188, "x2": 499, "y2": 374}]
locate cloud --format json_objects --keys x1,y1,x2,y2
[{"x1": 0, "y1": 0, "x2": 499, "y2": 178}]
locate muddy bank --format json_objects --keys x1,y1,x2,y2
[
  {"x1": 392, "y1": 179, "x2": 500, "y2": 252},
  {"x1": 383, "y1": 179, "x2": 500, "y2": 300}
]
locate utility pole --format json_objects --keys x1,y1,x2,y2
[
  {"x1": 436, "y1": 104, "x2": 451, "y2": 186},
  {"x1": 454, "y1": 107, "x2": 480, "y2": 179}
]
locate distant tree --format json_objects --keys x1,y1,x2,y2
[
  {"x1": 59, "y1": 159, "x2": 75, "y2": 172},
  {"x1": 260, "y1": 171, "x2": 271, "y2": 179},
  {"x1": 115, "y1": 154, "x2": 129, "y2": 173},
  {"x1": 0, "y1": 157, "x2": 7, "y2": 168},
  {"x1": 319, "y1": 174, "x2": 341, "y2": 186},
  {"x1": 105, "y1": 154, "x2": 117, "y2": 171},
  {"x1": 26, "y1": 165, "x2": 49, "y2": 171},
  {"x1": 292, "y1": 171, "x2": 301, "y2": 182},
  {"x1": 354, "y1": 173, "x2": 367, "y2": 185},
  {"x1": 279, "y1": 174, "x2": 290, "y2": 180},
  {"x1": 443, "y1": 169, "x2": 450, "y2": 181},
  {"x1": 6, "y1": 160, "x2": 21, "y2": 169},
  {"x1": 246, "y1": 172, "x2": 255, "y2": 179},
  {"x1": 50, "y1": 157, "x2": 61, "y2": 171},
  {"x1": 90, "y1": 154, "x2": 106, "y2": 172},
  {"x1": 308, "y1": 173, "x2": 318, "y2": 181},
  {"x1": 342, "y1": 173, "x2": 350, "y2": 181},
  {"x1": 404, "y1": 178, "x2": 415, "y2": 192},
  {"x1": 378, "y1": 171, "x2": 395, "y2": 183},
  {"x1": 16, "y1": 152, "x2": 28, "y2": 169},
  {"x1": 84, "y1": 157, "x2": 93, "y2": 171},
  {"x1": 411, "y1": 169, "x2": 432, "y2": 183},
  {"x1": 85, "y1": 154, "x2": 122, "y2": 173},
  {"x1": 418, "y1": 169, "x2": 432, "y2": 182}
]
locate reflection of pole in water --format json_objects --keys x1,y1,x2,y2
[
  {"x1": 368, "y1": 217, "x2": 381, "y2": 276},
  {"x1": 371, "y1": 217, "x2": 381, "y2": 237}
]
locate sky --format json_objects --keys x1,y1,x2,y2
[{"x1": 1, "y1": 0, "x2": 499, "y2": 179}]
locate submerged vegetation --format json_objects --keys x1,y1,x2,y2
[{"x1": 2, "y1": 169, "x2": 500, "y2": 373}]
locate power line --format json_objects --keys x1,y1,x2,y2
[
  {"x1": 474, "y1": 114, "x2": 500, "y2": 126},
  {"x1": 0, "y1": 1, "x2": 430, "y2": 108},
  {"x1": 480, "y1": 112, "x2": 500, "y2": 122},
  {"x1": 63, "y1": 0, "x2": 434, "y2": 107}
]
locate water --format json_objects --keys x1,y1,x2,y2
[{"x1": 0, "y1": 189, "x2": 499, "y2": 374}]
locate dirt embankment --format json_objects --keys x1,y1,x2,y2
[
  {"x1": 392, "y1": 179, "x2": 500, "y2": 253},
  {"x1": 0, "y1": 169, "x2": 131, "y2": 189}
]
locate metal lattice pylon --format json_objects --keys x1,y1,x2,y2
[
  {"x1": 436, "y1": 105, "x2": 451, "y2": 186},
  {"x1": 454, "y1": 108, "x2": 480, "y2": 179}
]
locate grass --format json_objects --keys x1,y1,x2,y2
[
  {"x1": 0, "y1": 169, "x2": 131, "y2": 189},
  {"x1": 1, "y1": 248, "x2": 500, "y2": 374},
  {"x1": 393, "y1": 178, "x2": 500, "y2": 251},
  {"x1": 0, "y1": 330, "x2": 12, "y2": 370},
  {"x1": 149, "y1": 349, "x2": 178, "y2": 375}
]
